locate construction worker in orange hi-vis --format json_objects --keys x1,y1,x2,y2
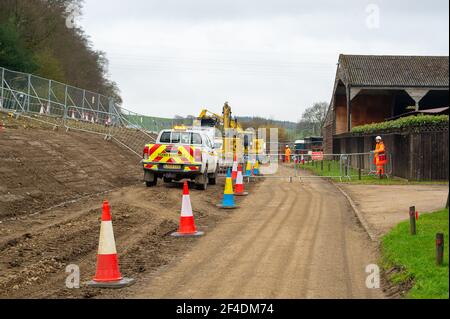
[
  {"x1": 285, "y1": 145, "x2": 291, "y2": 163},
  {"x1": 374, "y1": 136, "x2": 387, "y2": 179}
]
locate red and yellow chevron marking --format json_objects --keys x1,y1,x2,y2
[{"x1": 144, "y1": 144, "x2": 201, "y2": 165}]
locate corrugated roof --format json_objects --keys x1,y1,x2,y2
[{"x1": 338, "y1": 54, "x2": 449, "y2": 88}]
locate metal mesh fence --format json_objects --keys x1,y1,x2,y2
[
  {"x1": 0, "y1": 66, "x2": 156, "y2": 157},
  {"x1": 235, "y1": 152, "x2": 393, "y2": 181}
]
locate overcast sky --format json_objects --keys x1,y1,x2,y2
[{"x1": 79, "y1": 0, "x2": 449, "y2": 121}]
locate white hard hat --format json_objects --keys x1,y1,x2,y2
[
  {"x1": 286, "y1": 145, "x2": 289, "y2": 147},
  {"x1": 376, "y1": 136, "x2": 382, "y2": 141}
]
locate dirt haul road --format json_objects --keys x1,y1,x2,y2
[{"x1": 133, "y1": 166, "x2": 385, "y2": 299}]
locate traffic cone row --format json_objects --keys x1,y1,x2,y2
[{"x1": 88, "y1": 158, "x2": 260, "y2": 289}]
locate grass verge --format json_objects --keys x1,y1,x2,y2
[{"x1": 381, "y1": 208, "x2": 449, "y2": 299}]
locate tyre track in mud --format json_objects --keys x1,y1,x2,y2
[
  {"x1": 200, "y1": 184, "x2": 297, "y2": 297},
  {"x1": 141, "y1": 181, "x2": 285, "y2": 298},
  {"x1": 279, "y1": 188, "x2": 322, "y2": 298},
  {"x1": 227, "y1": 184, "x2": 315, "y2": 297}
]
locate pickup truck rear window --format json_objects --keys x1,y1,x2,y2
[
  {"x1": 160, "y1": 132, "x2": 171, "y2": 143},
  {"x1": 159, "y1": 131, "x2": 203, "y2": 145},
  {"x1": 171, "y1": 132, "x2": 181, "y2": 143},
  {"x1": 180, "y1": 133, "x2": 191, "y2": 144},
  {"x1": 192, "y1": 133, "x2": 202, "y2": 145}
]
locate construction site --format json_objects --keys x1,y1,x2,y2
[{"x1": 0, "y1": 0, "x2": 449, "y2": 307}]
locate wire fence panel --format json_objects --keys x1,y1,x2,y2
[
  {"x1": 231, "y1": 152, "x2": 394, "y2": 181},
  {"x1": 0, "y1": 66, "x2": 158, "y2": 157}
]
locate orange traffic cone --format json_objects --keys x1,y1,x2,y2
[
  {"x1": 172, "y1": 182, "x2": 204, "y2": 237},
  {"x1": 87, "y1": 200, "x2": 135, "y2": 288},
  {"x1": 234, "y1": 164, "x2": 248, "y2": 196}
]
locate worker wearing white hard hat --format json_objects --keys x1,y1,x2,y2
[
  {"x1": 374, "y1": 136, "x2": 387, "y2": 178},
  {"x1": 285, "y1": 145, "x2": 291, "y2": 163}
]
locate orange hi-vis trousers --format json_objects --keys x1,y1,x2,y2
[{"x1": 285, "y1": 151, "x2": 291, "y2": 163}]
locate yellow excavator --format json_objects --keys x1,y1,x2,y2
[{"x1": 197, "y1": 102, "x2": 264, "y2": 162}]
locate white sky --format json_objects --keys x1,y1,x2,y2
[{"x1": 79, "y1": 0, "x2": 449, "y2": 121}]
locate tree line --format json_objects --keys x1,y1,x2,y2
[
  {"x1": 171, "y1": 102, "x2": 329, "y2": 143},
  {"x1": 0, "y1": 0, "x2": 121, "y2": 104}
]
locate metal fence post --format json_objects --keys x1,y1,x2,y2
[
  {"x1": 64, "y1": 84, "x2": 68, "y2": 122},
  {"x1": 27, "y1": 74, "x2": 31, "y2": 112},
  {"x1": 82, "y1": 89, "x2": 85, "y2": 110},
  {"x1": 48, "y1": 80, "x2": 52, "y2": 103},
  {"x1": 1, "y1": 68, "x2": 4, "y2": 108}
]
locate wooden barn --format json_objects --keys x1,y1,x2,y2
[{"x1": 323, "y1": 54, "x2": 449, "y2": 154}]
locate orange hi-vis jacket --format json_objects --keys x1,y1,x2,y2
[
  {"x1": 374, "y1": 142, "x2": 387, "y2": 166},
  {"x1": 285, "y1": 148, "x2": 291, "y2": 162}
]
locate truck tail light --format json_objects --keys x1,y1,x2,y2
[{"x1": 143, "y1": 146, "x2": 149, "y2": 160}]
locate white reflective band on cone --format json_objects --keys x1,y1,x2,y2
[
  {"x1": 98, "y1": 221, "x2": 118, "y2": 255},
  {"x1": 180, "y1": 195, "x2": 193, "y2": 217},
  {"x1": 236, "y1": 172, "x2": 243, "y2": 184}
]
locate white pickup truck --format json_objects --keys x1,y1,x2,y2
[{"x1": 142, "y1": 128, "x2": 219, "y2": 190}]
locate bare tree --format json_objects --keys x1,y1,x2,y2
[{"x1": 299, "y1": 102, "x2": 328, "y2": 136}]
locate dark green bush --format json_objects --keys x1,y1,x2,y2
[{"x1": 351, "y1": 115, "x2": 449, "y2": 134}]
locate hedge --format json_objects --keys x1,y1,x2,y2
[{"x1": 351, "y1": 115, "x2": 449, "y2": 134}]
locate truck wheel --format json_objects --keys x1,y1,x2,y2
[
  {"x1": 146, "y1": 180, "x2": 157, "y2": 187},
  {"x1": 144, "y1": 171, "x2": 157, "y2": 187},
  {"x1": 208, "y1": 166, "x2": 219, "y2": 185},
  {"x1": 196, "y1": 170, "x2": 208, "y2": 191}
]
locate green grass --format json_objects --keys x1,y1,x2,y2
[
  {"x1": 382, "y1": 209, "x2": 449, "y2": 299},
  {"x1": 300, "y1": 160, "x2": 449, "y2": 185}
]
